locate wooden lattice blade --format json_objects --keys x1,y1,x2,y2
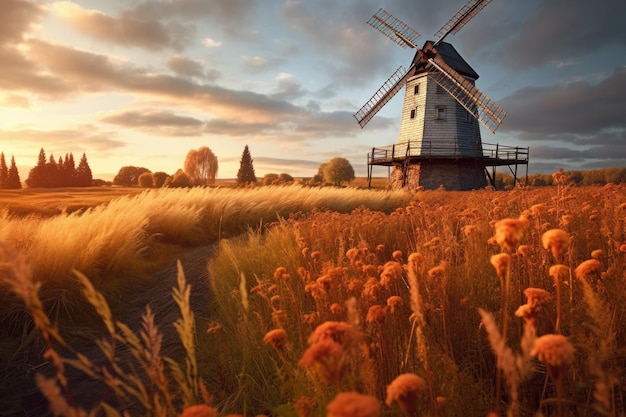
[
  {"x1": 354, "y1": 65, "x2": 412, "y2": 128},
  {"x1": 434, "y1": 0, "x2": 492, "y2": 45},
  {"x1": 367, "y1": 8, "x2": 422, "y2": 49},
  {"x1": 427, "y1": 56, "x2": 506, "y2": 133}
]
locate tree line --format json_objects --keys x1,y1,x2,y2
[
  {"x1": 12, "y1": 144, "x2": 625, "y2": 190},
  {"x1": 112, "y1": 145, "x2": 356, "y2": 188},
  {"x1": 496, "y1": 167, "x2": 626, "y2": 188},
  {"x1": 25, "y1": 148, "x2": 93, "y2": 188}
]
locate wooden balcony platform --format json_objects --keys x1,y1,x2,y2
[{"x1": 367, "y1": 140, "x2": 529, "y2": 188}]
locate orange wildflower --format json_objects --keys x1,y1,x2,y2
[
  {"x1": 327, "y1": 392, "x2": 380, "y2": 417},
  {"x1": 575, "y1": 259, "x2": 602, "y2": 280},
  {"x1": 532, "y1": 334, "x2": 575, "y2": 379},
  {"x1": 524, "y1": 287, "x2": 552, "y2": 309},
  {"x1": 366, "y1": 305, "x2": 386, "y2": 324},
  {"x1": 490, "y1": 253, "x2": 510, "y2": 279},
  {"x1": 180, "y1": 405, "x2": 218, "y2": 417},
  {"x1": 542, "y1": 229, "x2": 570, "y2": 259},
  {"x1": 380, "y1": 261, "x2": 402, "y2": 287},
  {"x1": 493, "y1": 218, "x2": 529, "y2": 251},
  {"x1": 386, "y1": 296, "x2": 404, "y2": 314},
  {"x1": 263, "y1": 329, "x2": 287, "y2": 351},
  {"x1": 330, "y1": 303, "x2": 345, "y2": 317},
  {"x1": 385, "y1": 373, "x2": 426, "y2": 415}
]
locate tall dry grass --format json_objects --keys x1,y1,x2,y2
[
  {"x1": 0, "y1": 186, "x2": 412, "y2": 292},
  {"x1": 2, "y1": 181, "x2": 625, "y2": 416}
]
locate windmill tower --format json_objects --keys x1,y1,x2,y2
[{"x1": 355, "y1": 0, "x2": 521, "y2": 191}]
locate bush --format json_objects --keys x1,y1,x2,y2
[{"x1": 138, "y1": 172, "x2": 154, "y2": 188}]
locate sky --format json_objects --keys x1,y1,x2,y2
[{"x1": 1, "y1": 0, "x2": 625, "y2": 181}]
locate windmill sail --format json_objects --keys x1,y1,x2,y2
[
  {"x1": 434, "y1": 0, "x2": 492, "y2": 46},
  {"x1": 354, "y1": 65, "x2": 412, "y2": 128},
  {"x1": 427, "y1": 56, "x2": 506, "y2": 132},
  {"x1": 367, "y1": 9, "x2": 422, "y2": 49}
]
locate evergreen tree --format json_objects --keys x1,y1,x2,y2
[
  {"x1": 26, "y1": 148, "x2": 47, "y2": 187},
  {"x1": 62, "y1": 153, "x2": 76, "y2": 186},
  {"x1": 75, "y1": 153, "x2": 93, "y2": 187},
  {"x1": 0, "y1": 153, "x2": 8, "y2": 189},
  {"x1": 6, "y1": 156, "x2": 21, "y2": 189},
  {"x1": 236, "y1": 145, "x2": 257, "y2": 185},
  {"x1": 47, "y1": 154, "x2": 60, "y2": 187}
]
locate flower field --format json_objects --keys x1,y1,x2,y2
[{"x1": 1, "y1": 179, "x2": 625, "y2": 417}]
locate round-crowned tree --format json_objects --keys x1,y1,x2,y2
[
  {"x1": 138, "y1": 172, "x2": 154, "y2": 188},
  {"x1": 184, "y1": 146, "x2": 218, "y2": 186},
  {"x1": 113, "y1": 166, "x2": 150, "y2": 186},
  {"x1": 322, "y1": 157, "x2": 355, "y2": 186}
]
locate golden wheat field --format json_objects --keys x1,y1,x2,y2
[{"x1": 0, "y1": 179, "x2": 625, "y2": 417}]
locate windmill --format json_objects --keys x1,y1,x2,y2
[{"x1": 355, "y1": 0, "x2": 527, "y2": 190}]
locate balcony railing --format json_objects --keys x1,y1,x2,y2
[{"x1": 369, "y1": 140, "x2": 528, "y2": 164}]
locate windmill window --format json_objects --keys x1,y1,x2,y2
[
  {"x1": 436, "y1": 107, "x2": 447, "y2": 120},
  {"x1": 410, "y1": 109, "x2": 416, "y2": 119},
  {"x1": 414, "y1": 84, "x2": 419, "y2": 95}
]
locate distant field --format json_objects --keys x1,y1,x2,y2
[
  {"x1": 0, "y1": 186, "x2": 146, "y2": 217},
  {"x1": 0, "y1": 178, "x2": 389, "y2": 217}
]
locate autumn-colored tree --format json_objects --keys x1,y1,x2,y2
[
  {"x1": 184, "y1": 146, "x2": 218, "y2": 186},
  {"x1": 113, "y1": 166, "x2": 150, "y2": 187},
  {"x1": 166, "y1": 169, "x2": 192, "y2": 188},
  {"x1": 152, "y1": 172, "x2": 170, "y2": 188},
  {"x1": 236, "y1": 145, "x2": 257, "y2": 186},
  {"x1": 322, "y1": 157, "x2": 355, "y2": 186},
  {"x1": 138, "y1": 172, "x2": 154, "y2": 188}
]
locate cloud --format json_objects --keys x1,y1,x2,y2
[
  {"x1": 241, "y1": 55, "x2": 267, "y2": 68},
  {"x1": 101, "y1": 109, "x2": 205, "y2": 136},
  {"x1": 166, "y1": 55, "x2": 220, "y2": 81},
  {"x1": 204, "y1": 119, "x2": 278, "y2": 136},
  {"x1": 0, "y1": 126, "x2": 125, "y2": 151},
  {"x1": 500, "y1": 66, "x2": 626, "y2": 137},
  {"x1": 0, "y1": 44, "x2": 69, "y2": 96},
  {"x1": 23, "y1": 39, "x2": 300, "y2": 122},
  {"x1": 0, "y1": 0, "x2": 43, "y2": 43},
  {"x1": 497, "y1": 0, "x2": 626, "y2": 70},
  {"x1": 128, "y1": 0, "x2": 258, "y2": 23},
  {"x1": 271, "y1": 74, "x2": 307, "y2": 100},
  {"x1": 52, "y1": 1, "x2": 193, "y2": 51},
  {"x1": 203, "y1": 38, "x2": 222, "y2": 48},
  {"x1": 253, "y1": 156, "x2": 322, "y2": 174},
  {"x1": 0, "y1": 93, "x2": 30, "y2": 108},
  {"x1": 281, "y1": 0, "x2": 404, "y2": 87}
]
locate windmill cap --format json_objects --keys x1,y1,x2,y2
[{"x1": 417, "y1": 40, "x2": 479, "y2": 79}]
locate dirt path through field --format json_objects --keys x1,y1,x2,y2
[{"x1": 23, "y1": 244, "x2": 218, "y2": 415}]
